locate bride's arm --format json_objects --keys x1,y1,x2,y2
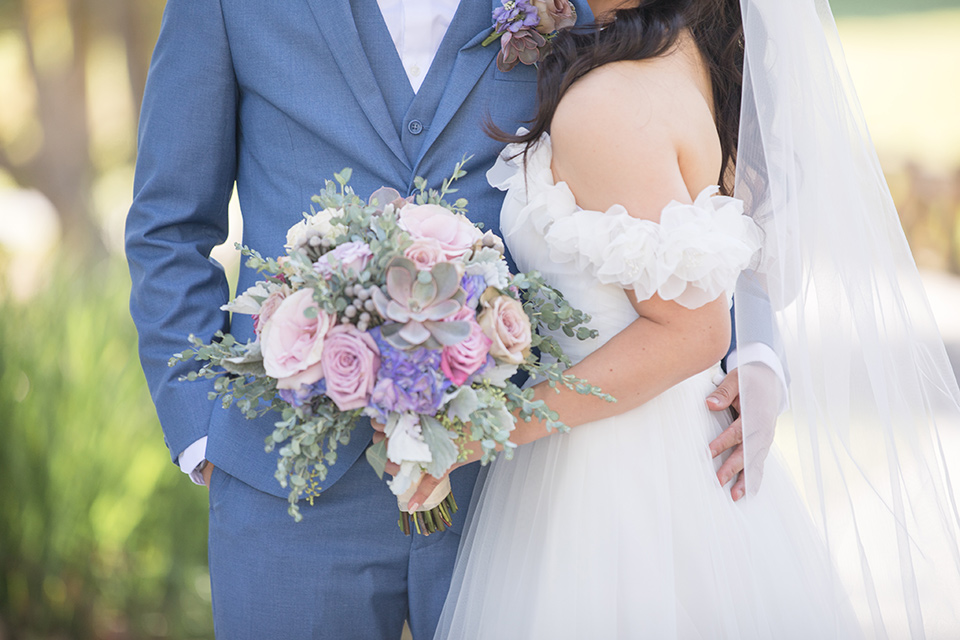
[{"x1": 512, "y1": 59, "x2": 730, "y2": 444}]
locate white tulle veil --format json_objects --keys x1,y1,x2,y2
[{"x1": 735, "y1": 0, "x2": 960, "y2": 636}]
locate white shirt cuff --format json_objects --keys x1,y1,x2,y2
[
  {"x1": 726, "y1": 342, "x2": 789, "y2": 412},
  {"x1": 178, "y1": 437, "x2": 208, "y2": 486}
]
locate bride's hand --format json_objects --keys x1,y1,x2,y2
[{"x1": 404, "y1": 439, "x2": 484, "y2": 512}]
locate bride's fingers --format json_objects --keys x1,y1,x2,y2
[
  {"x1": 372, "y1": 431, "x2": 385, "y2": 445},
  {"x1": 408, "y1": 473, "x2": 447, "y2": 513},
  {"x1": 730, "y1": 472, "x2": 746, "y2": 502},
  {"x1": 716, "y1": 444, "x2": 744, "y2": 488},
  {"x1": 708, "y1": 418, "x2": 742, "y2": 458},
  {"x1": 371, "y1": 419, "x2": 386, "y2": 433}
]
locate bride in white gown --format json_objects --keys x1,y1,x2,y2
[
  {"x1": 433, "y1": 126, "x2": 862, "y2": 636},
  {"x1": 421, "y1": 0, "x2": 960, "y2": 637},
  {"x1": 430, "y1": 1, "x2": 861, "y2": 632}
]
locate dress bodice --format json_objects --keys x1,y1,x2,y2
[{"x1": 487, "y1": 132, "x2": 761, "y2": 365}]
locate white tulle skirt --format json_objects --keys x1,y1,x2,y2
[{"x1": 434, "y1": 367, "x2": 863, "y2": 639}]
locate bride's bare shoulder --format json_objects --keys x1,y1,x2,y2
[
  {"x1": 550, "y1": 39, "x2": 722, "y2": 220},
  {"x1": 552, "y1": 33, "x2": 716, "y2": 139}
]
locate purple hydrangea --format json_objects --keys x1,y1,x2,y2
[
  {"x1": 368, "y1": 326, "x2": 446, "y2": 419},
  {"x1": 493, "y1": 0, "x2": 540, "y2": 34},
  {"x1": 278, "y1": 379, "x2": 326, "y2": 408},
  {"x1": 461, "y1": 274, "x2": 487, "y2": 309}
]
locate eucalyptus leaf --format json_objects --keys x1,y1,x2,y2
[
  {"x1": 420, "y1": 416, "x2": 459, "y2": 478},
  {"x1": 446, "y1": 386, "x2": 480, "y2": 423},
  {"x1": 365, "y1": 439, "x2": 388, "y2": 480}
]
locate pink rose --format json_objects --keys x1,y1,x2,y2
[
  {"x1": 253, "y1": 289, "x2": 288, "y2": 337},
  {"x1": 441, "y1": 307, "x2": 493, "y2": 386},
  {"x1": 320, "y1": 325, "x2": 381, "y2": 411},
  {"x1": 260, "y1": 288, "x2": 336, "y2": 390},
  {"x1": 532, "y1": 0, "x2": 577, "y2": 34},
  {"x1": 313, "y1": 241, "x2": 373, "y2": 279},
  {"x1": 399, "y1": 204, "x2": 483, "y2": 261},
  {"x1": 477, "y1": 292, "x2": 532, "y2": 366},
  {"x1": 404, "y1": 237, "x2": 446, "y2": 271}
]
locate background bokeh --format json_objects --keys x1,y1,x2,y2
[{"x1": 1, "y1": 1, "x2": 959, "y2": 638}]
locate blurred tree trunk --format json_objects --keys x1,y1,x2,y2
[
  {"x1": 119, "y1": 0, "x2": 157, "y2": 123},
  {"x1": 6, "y1": 0, "x2": 107, "y2": 261}
]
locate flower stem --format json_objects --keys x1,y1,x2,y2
[
  {"x1": 396, "y1": 492, "x2": 459, "y2": 536},
  {"x1": 481, "y1": 29, "x2": 503, "y2": 48}
]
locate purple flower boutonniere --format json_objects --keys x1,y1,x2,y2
[{"x1": 483, "y1": 0, "x2": 578, "y2": 72}]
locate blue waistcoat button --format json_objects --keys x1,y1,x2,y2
[{"x1": 408, "y1": 119, "x2": 424, "y2": 135}]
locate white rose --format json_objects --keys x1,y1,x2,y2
[
  {"x1": 284, "y1": 208, "x2": 345, "y2": 251},
  {"x1": 221, "y1": 281, "x2": 284, "y2": 315}
]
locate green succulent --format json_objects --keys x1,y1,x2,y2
[{"x1": 372, "y1": 257, "x2": 471, "y2": 349}]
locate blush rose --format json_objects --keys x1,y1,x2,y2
[
  {"x1": 399, "y1": 204, "x2": 483, "y2": 261},
  {"x1": 320, "y1": 325, "x2": 381, "y2": 411},
  {"x1": 477, "y1": 290, "x2": 532, "y2": 366},
  {"x1": 441, "y1": 307, "x2": 493, "y2": 386},
  {"x1": 253, "y1": 289, "x2": 289, "y2": 337},
  {"x1": 404, "y1": 237, "x2": 446, "y2": 271},
  {"x1": 260, "y1": 288, "x2": 336, "y2": 390}
]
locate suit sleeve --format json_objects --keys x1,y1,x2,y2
[{"x1": 125, "y1": 0, "x2": 237, "y2": 464}]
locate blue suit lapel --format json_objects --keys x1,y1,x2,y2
[
  {"x1": 415, "y1": 1, "x2": 498, "y2": 166},
  {"x1": 306, "y1": 1, "x2": 411, "y2": 171},
  {"x1": 416, "y1": 0, "x2": 595, "y2": 167}
]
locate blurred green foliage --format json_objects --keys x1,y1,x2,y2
[
  {"x1": 833, "y1": 0, "x2": 960, "y2": 15},
  {"x1": 0, "y1": 258, "x2": 213, "y2": 639}
]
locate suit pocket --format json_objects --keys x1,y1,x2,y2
[{"x1": 208, "y1": 465, "x2": 231, "y2": 512}]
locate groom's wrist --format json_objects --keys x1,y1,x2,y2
[{"x1": 178, "y1": 436, "x2": 209, "y2": 485}]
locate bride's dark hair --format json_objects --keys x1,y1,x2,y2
[{"x1": 494, "y1": 0, "x2": 744, "y2": 193}]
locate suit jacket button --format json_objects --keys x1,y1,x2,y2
[{"x1": 408, "y1": 119, "x2": 424, "y2": 135}]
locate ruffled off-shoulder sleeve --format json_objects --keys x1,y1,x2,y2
[{"x1": 544, "y1": 186, "x2": 761, "y2": 309}]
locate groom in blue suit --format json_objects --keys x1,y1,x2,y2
[{"x1": 126, "y1": 1, "x2": 598, "y2": 637}]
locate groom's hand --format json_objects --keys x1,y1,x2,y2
[
  {"x1": 706, "y1": 371, "x2": 747, "y2": 501},
  {"x1": 706, "y1": 366, "x2": 781, "y2": 501},
  {"x1": 202, "y1": 462, "x2": 215, "y2": 488}
]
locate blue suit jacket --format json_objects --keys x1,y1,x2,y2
[{"x1": 126, "y1": 0, "x2": 599, "y2": 498}]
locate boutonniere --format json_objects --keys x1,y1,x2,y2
[{"x1": 482, "y1": 0, "x2": 578, "y2": 72}]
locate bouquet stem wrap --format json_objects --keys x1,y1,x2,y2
[{"x1": 396, "y1": 476, "x2": 458, "y2": 536}]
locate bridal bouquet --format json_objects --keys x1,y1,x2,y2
[{"x1": 172, "y1": 161, "x2": 611, "y2": 534}]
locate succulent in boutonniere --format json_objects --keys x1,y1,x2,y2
[{"x1": 483, "y1": 0, "x2": 578, "y2": 72}]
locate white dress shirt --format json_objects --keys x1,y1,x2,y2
[
  {"x1": 178, "y1": 0, "x2": 787, "y2": 482},
  {"x1": 377, "y1": 0, "x2": 462, "y2": 93}
]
